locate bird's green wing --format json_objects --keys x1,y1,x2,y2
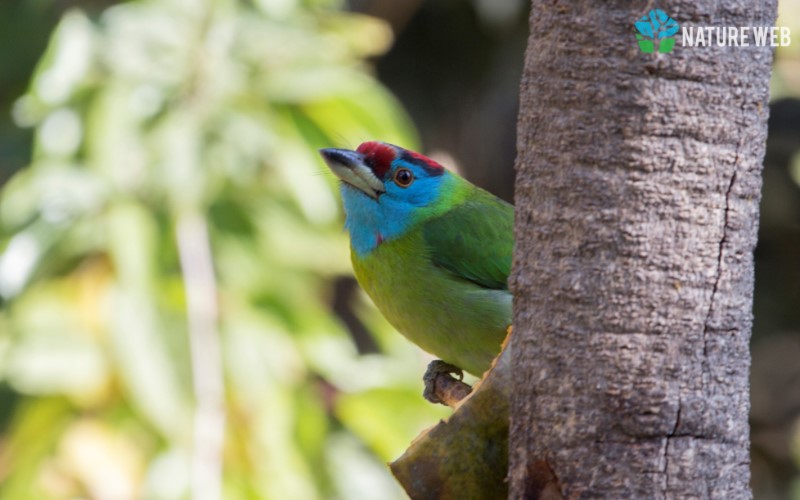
[{"x1": 422, "y1": 189, "x2": 514, "y2": 290}]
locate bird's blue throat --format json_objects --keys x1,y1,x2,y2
[{"x1": 341, "y1": 171, "x2": 447, "y2": 256}]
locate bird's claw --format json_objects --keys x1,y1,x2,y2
[
  {"x1": 423, "y1": 360, "x2": 471, "y2": 406},
  {"x1": 424, "y1": 360, "x2": 464, "y2": 384}
]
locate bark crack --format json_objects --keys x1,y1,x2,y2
[
  {"x1": 662, "y1": 400, "x2": 682, "y2": 497},
  {"x1": 702, "y1": 171, "x2": 737, "y2": 361},
  {"x1": 701, "y1": 96, "x2": 747, "y2": 368}
]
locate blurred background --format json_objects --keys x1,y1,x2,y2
[{"x1": 0, "y1": 0, "x2": 797, "y2": 498}]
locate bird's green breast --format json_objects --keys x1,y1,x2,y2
[{"x1": 351, "y1": 228, "x2": 511, "y2": 376}]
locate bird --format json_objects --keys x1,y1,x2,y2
[{"x1": 319, "y1": 142, "x2": 513, "y2": 378}]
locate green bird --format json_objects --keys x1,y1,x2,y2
[{"x1": 319, "y1": 142, "x2": 513, "y2": 378}]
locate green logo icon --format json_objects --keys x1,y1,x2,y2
[{"x1": 635, "y1": 9, "x2": 680, "y2": 53}]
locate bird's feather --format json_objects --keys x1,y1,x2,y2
[{"x1": 422, "y1": 188, "x2": 513, "y2": 290}]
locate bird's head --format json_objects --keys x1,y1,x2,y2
[
  {"x1": 319, "y1": 142, "x2": 450, "y2": 254},
  {"x1": 320, "y1": 141, "x2": 446, "y2": 203}
]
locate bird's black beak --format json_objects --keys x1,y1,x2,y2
[{"x1": 319, "y1": 148, "x2": 386, "y2": 200}]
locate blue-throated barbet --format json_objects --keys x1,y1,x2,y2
[{"x1": 319, "y1": 142, "x2": 513, "y2": 377}]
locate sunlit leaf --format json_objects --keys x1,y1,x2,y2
[{"x1": 106, "y1": 203, "x2": 192, "y2": 440}]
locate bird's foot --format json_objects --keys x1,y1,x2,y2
[{"x1": 422, "y1": 360, "x2": 472, "y2": 407}]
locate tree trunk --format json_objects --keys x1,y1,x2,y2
[{"x1": 508, "y1": 2, "x2": 776, "y2": 498}]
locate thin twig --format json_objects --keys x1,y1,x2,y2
[{"x1": 177, "y1": 212, "x2": 226, "y2": 500}]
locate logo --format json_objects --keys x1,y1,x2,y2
[
  {"x1": 634, "y1": 9, "x2": 791, "y2": 54},
  {"x1": 635, "y1": 9, "x2": 680, "y2": 54}
]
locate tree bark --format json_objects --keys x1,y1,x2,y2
[{"x1": 509, "y1": 2, "x2": 776, "y2": 498}]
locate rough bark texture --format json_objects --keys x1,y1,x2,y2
[{"x1": 509, "y1": 2, "x2": 776, "y2": 498}]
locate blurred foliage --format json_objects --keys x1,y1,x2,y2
[
  {"x1": 752, "y1": 2, "x2": 800, "y2": 499},
  {"x1": 0, "y1": 0, "x2": 450, "y2": 498}
]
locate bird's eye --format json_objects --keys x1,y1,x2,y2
[{"x1": 393, "y1": 168, "x2": 414, "y2": 187}]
